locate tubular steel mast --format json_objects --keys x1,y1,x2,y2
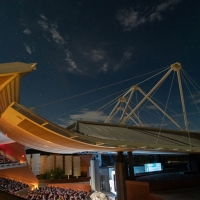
[{"x1": 105, "y1": 62, "x2": 188, "y2": 131}]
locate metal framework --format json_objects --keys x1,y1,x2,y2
[
  {"x1": 0, "y1": 61, "x2": 197, "y2": 153},
  {"x1": 105, "y1": 62, "x2": 189, "y2": 131}
]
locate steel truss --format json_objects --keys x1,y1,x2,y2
[{"x1": 105, "y1": 62, "x2": 189, "y2": 131}]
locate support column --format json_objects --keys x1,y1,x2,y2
[
  {"x1": 128, "y1": 151, "x2": 135, "y2": 180},
  {"x1": 158, "y1": 155, "x2": 166, "y2": 172},
  {"x1": 189, "y1": 154, "x2": 200, "y2": 172},
  {"x1": 90, "y1": 158, "x2": 100, "y2": 192},
  {"x1": 114, "y1": 152, "x2": 127, "y2": 200}
]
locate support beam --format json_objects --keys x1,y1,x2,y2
[
  {"x1": 138, "y1": 87, "x2": 183, "y2": 130},
  {"x1": 128, "y1": 106, "x2": 144, "y2": 126},
  {"x1": 120, "y1": 88, "x2": 135, "y2": 122},
  {"x1": 176, "y1": 65, "x2": 188, "y2": 132},
  {"x1": 121, "y1": 68, "x2": 173, "y2": 124},
  {"x1": 114, "y1": 152, "x2": 127, "y2": 200},
  {"x1": 90, "y1": 158, "x2": 100, "y2": 192},
  {"x1": 128, "y1": 151, "x2": 135, "y2": 180},
  {"x1": 105, "y1": 97, "x2": 126, "y2": 123},
  {"x1": 189, "y1": 154, "x2": 200, "y2": 172}
]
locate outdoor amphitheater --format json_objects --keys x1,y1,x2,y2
[{"x1": 1, "y1": 62, "x2": 200, "y2": 200}]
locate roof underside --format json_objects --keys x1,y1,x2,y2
[
  {"x1": 0, "y1": 62, "x2": 36, "y2": 75},
  {"x1": 0, "y1": 62, "x2": 36, "y2": 115},
  {"x1": 0, "y1": 102, "x2": 200, "y2": 154}
]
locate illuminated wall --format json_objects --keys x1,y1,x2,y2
[
  {"x1": 32, "y1": 154, "x2": 40, "y2": 175},
  {"x1": 26, "y1": 154, "x2": 91, "y2": 178},
  {"x1": 40, "y1": 155, "x2": 47, "y2": 174},
  {"x1": 73, "y1": 156, "x2": 80, "y2": 177},
  {"x1": 56, "y1": 155, "x2": 63, "y2": 168}
]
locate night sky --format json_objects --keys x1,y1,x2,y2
[{"x1": 1, "y1": 0, "x2": 200, "y2": 131}]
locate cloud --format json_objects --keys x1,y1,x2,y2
[
  {"x1": 156, "y1": 0, "x2": 181, "y2": 12},
  {"x1": 149, "y1": 12, "x2": 162, "y2": 22},
  {"x1": 191, "y1": 98, "x2": 200, "y2": 104},
  {"x1": 50, "y1": 24, "x2": 66, "y2": 45},
  {"x1": 114, "y1": 63, "x2": 122, "y2": 71},
  {"x1": 39, "y1": 13, "x2": 48, "y2": 21},
  {"x1": 38, "y1": 14, "x2": 49, "y2": 30},
  {"x1": 146, "y1": 105, "x2": 158, "y2": 111},
  {"x1": 23, "y1": 28, "x2": 31, "y2": 35},
  {"x1": 24, "y1": 44, "x2": 32, "y2": 54},
  {"x1": 38, "y1": 14, "x2": 66, "y2": 46},
  {"x1": 189, "y1": 93, "x2": 200, "y2": 104},
  {"x1": 116, "y1": 9, "x2": 146, "y2": 31},
  {"x1": 38, "y1": 13, "x2": 80, "y2": 75},
  {"x1": 37, "y1": 13, "x2": 135, "y2": 76},
  {"x1": 116, "y1": 0, "x2": 181, "y2": 31},
  {"x1": 59, "y1": 109, "x2": 107, "y2": 126},
  {"x1": 65, "y1": 49, "x2": 82, "y2": 74},
  {"x1": 90, "y1": 49, "x2": 110, "y2": 73},
  {"x1": 42, "y1": 33, "x2": 51, "y2": 42},
  {"x1": 79, "y1": 49, "x2": 110, "y2": 74},
  {"x1": 100, "y1": 63, "x2": 108, "y2": 72},
  {"x1": 190, "y1": 93, "x2": 200, "y2": 99},
  {"x1": 91, "y1": 49, "x2": 105, "y2": 62},
  {"x1": 114, "y1": 49, "x2": 132, "y2": 70},
  {"x1": 38, "y1": 13, "x2": 81, "y2": 76},
  {"x1": 123, "y1": 49, "x2": 132, "y2": 60}
]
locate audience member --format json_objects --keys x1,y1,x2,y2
[
  {"x1": 0, "y1": 177, "x2": 29, "y2": 194},
  {"x1": 26, "y1": 186, "x2": 88, "y2": 200},
  {"x1": 0, "y1": 152, "x2": 17, "y2": 164}
]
